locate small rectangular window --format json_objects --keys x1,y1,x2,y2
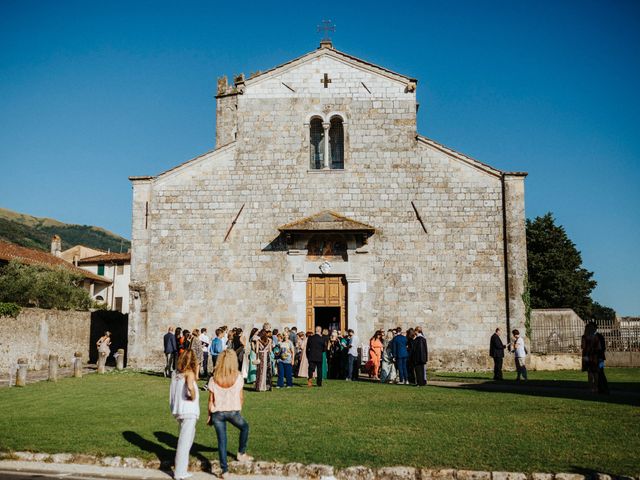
[
  {"x1": 115, "y1": 297, "x2": 123, "y2": 312},
  {"x1": 117, "y1": 263, "x2": 124, "y2": 275},
  {"x1": 97, "y1": 264, "x2": 105, "y2": 276}
]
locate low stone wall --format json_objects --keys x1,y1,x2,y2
[
  {"x1": 3, "y1": 451, "x2": 634, "y2": 480},
  {"x1": 0, "y1": 308, "x2": 91, "y2": 372},
  {"x1": 606, "y1": 351, "x2": 640, "y2": 368},
  {"x1": 527, "y1": 354, "x2": 581, "y2": 371},
  {"x1": 430, "y1": 353, "x2": 581, "y2": 372}
]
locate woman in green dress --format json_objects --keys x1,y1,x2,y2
[
  {"x1": 246, "y1": 328, "x2": 259, "y2": 384},
  {"x1": 321, "y1": 328, "x2": 330, "y2": 380}
]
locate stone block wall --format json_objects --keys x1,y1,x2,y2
[
  {"x1": 128, "y1": 47, "x2": 527, "y2": 370},
  {"x1": 0, "y1": 308, "x2": 91, "y2": 371}
]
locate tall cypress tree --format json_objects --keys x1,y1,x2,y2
[{"x1": 526, "y1": 213, "x2": 602, "y2": 320}]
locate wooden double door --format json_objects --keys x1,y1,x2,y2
[{"x1": 306, "y1": 275, "x2": 347, "y2": 333}]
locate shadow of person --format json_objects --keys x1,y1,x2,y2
[
  {"x1": 138, "y1": 370, "x2": 166, "y2": 378},
  {"x1": 122, "y1": 431, "x2": 173, "y2": 471},
  {"x1": 154, "y1": 430, "x2": 215, "y2": 471},
  {"x1": 435, "y1": 379, "x2": 640, "y2": 407}
]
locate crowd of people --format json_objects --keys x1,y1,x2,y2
[
  {"x1": 164, "y1": 322, "x2": 610, "y2": 479},
  {"x1": 163, "y1": 323, "x2": 433, "y2": 390},
  {"x1": 163, "y1": 323, "x2": 430, "y2": 479}
]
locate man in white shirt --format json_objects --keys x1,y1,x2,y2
[
  {"x1": 510, "y1": 329, "x2": 528, "y2": 381},
  {"x1": 347, "y1": 329, "x2": 359, "y2": 381},
  {"x1": 200, "y1": 328, "x2": 211, "y2": 377}
]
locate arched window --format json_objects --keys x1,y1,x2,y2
[
  {"x1": 329, "y1": 116, "x2": 344, "y2": 169},
  {"x1": 309, "y1": 118, "x2": 325, "y2": 169}
]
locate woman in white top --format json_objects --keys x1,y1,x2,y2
[
  {"x1": 207, "y1": 350, "x2": 254, "y2": 478},
  {"x1": 169, "y1": 349, "x2": 200, "y2": 480}
]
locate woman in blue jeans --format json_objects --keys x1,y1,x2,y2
[
  {"x1": 276, "y1": 333, "x2": 294, "y2": 388},
  {"x1": 207, "y1": 350, "x2": 253, "y2": 478}
]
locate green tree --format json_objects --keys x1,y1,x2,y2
[
  {"x1": 0, "y1": 261, "x2": 92, "y2": 310},
  {"x1": 590, "y1": 301, "x2": 616, "y2": 322},
  {"x1": 526, "y1": 213, "x2": 609, "y2": 320}
]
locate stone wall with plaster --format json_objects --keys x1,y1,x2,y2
[{"x1": 0, "y1": 308, "x2": 91, "y2": 371}]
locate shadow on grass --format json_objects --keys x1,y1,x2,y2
[
  {"x1": 154, "y1": 431, "x2": 216, "y2": 470},
  {"x1": 137, "y1": 370, "x2": 166, "y2": 378},
  {"x1": 122, "y1": 429, "x2": 219, "y2": 472},
  {"x1": 122, "y1": 431, "x2": 173, "y2": 469},
  {"x1": 435, "y1": 373, "x2": 640, "y2": 391},
  {"x1": 571, "y1": 466, "x2": 624, "y2": 478},
  {"x1": 434, "y1": 379, "x2": 640, "y2": 407}
]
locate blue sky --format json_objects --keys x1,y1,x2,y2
[{"x1": 1, "y1": 1, "x2": 638, "y2": 315}]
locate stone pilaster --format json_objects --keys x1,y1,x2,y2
[
  {"x1": 128, "y1": 177, "x2": 152, "y2": 367},
  {"x1": 503, "y1": 173, "x2": 528, "y2": 333}
]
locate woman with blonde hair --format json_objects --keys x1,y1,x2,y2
[
  {"x1": 207, "y1": 350, "x2": 253, "y2": 478},
  {"x1": 169, "y1": 349, "x2": 200, "y2": 480}
]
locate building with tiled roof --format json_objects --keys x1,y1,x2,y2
[
  {"x1": 60, "y1": 244, "x2": 106, "y2": 266},
  {"x1": 76, "y1": 252, "x2": 131, "y2": 313},
  {"x1": 0, "y1": 240, "x2": 111, "y2": 292}
]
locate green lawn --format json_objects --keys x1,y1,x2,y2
[{"x1": 0, "y1": 369, "x2": 639, "y2": 476}]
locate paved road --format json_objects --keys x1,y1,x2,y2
[
  {"x1": 0, "y1": 471, "x2": 103, "y2": 479},
  {"x1": 0, "y1": 462, "x2": 301, "y2": 480}
]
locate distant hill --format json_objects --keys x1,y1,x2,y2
[{"x1": 0, "y1": 207, "x2": 130, "y2": 253}]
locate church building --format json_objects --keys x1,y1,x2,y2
[{"x1": 128, "y1": 40, "x2": 527, "y2": 370}]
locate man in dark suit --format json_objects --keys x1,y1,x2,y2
[
  {"x1": 306, "y1": 326, "x2": 325, "y2": 387},
  {"x1": 412, "y1": 327, "x2": 428, "y2": 386},
  {"x1": 489, "y1": 327, "x2": 506, "y2": 380},
  {"x1": 163, "y1": 326, "x2": 178, "y2": 377}
]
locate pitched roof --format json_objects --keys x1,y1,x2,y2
[
  {"x1": 129, "y1": 141, "x2": 236, "y2": 181},
  {"x1": 417, "y1": 135, "x2": 529, "y2": 178},
  {"x1": 245, "y1": 45, "x2": 416, "y2": 87},
  {"x1": 0, "y1": 240, "x2": 112, "y2": 284},
  {"x1": 77, "y1": 252, "x2": 131, "y2": 265},
  {"x1": 278, "y1": 211, "x2": 376, "y2": 234}
]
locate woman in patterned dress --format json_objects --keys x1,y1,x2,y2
[
  {"x1": 254, "y1": 330, "x2": 273, "y2": 392},
  {"x1": 190, "y1": 329, "x2": 203, "y2": 374}
]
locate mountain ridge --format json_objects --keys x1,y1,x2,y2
[{"x1": 0, "y1": 207, "x2": 131, "y2": 253}]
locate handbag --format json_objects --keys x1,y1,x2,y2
[{"x1": 364, "y1": 359, "x2": 374, "y2": 373}]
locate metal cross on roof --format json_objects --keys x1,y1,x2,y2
[{"x1": 317, "y1": 19, "x2": 336, "y2": 41}]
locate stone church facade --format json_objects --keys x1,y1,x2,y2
[{"x1": 128, "y1": 41, "x2": 527, "y2": 370}]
